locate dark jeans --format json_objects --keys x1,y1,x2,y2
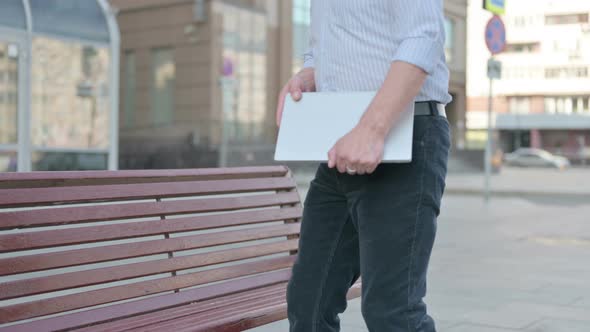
[{"x1": 287, "y1": 115, "x2": 451, "y2": 332}]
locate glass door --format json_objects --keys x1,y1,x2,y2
[{"x1": 0, "y1": 40, "x2": 21, "y2": 172}]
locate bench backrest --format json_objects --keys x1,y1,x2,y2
[{"x1": 0, "y1": 166, "x2": 301, "y2": 327}]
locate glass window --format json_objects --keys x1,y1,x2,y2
[
  {"x1": 545, "y1": 13, "x2": 589, "y2": 25},
  {"x1": 509, "y1": 97, "x2": 530, "y2": 114},
  {"x1": 32, "y1": 151, "x2": 107, "y2": 171},
  {"x1": 220, "y1": 4, "x2": 267, "y2": 143},
  {"x1": 0, "y1": 0, "x2": 27, "y2": 29},
  {"x1": 292, "y1": 0, "x2": 311, "y2": 74},
  {"x1": 31, "y1": 37, "x2": 111, "y2": 149},
  {"x1": 0, "y1": 151, "x2": 18, "y2": 172},
  {"x1": 123, "y1": 51, "x2": 136, "y2": 128},
  {"x1": 29, "y1": 0, "x2": 110, "y2": 43},
  {"x1": 0, "y1": 42, "x2": 19, "y2": 145},
  {"x1": 444, "y1": 17, "x2": 455, "y2": 63},
  {"x1": 151, "y1": 48, "x2": 175, "y2": 125}
]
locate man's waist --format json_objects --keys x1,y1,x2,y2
[{"x1": 415, "y1": 101, "x2": 446, "y2": 117}]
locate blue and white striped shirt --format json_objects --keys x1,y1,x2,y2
[{"x1": 304, "y1": 0, "x2": 452, "y2": 104}]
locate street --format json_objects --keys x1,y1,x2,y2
[{"x1": 251, "y1": 188, "x2": 590, "y2": 331}]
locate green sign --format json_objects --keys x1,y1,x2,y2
[{"x1": 483, "y1": 0, "x2": 505, "y2": 15}]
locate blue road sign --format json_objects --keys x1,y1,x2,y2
[{"x1": 485, "y1": 15, "x2": 506, "y2": 55}]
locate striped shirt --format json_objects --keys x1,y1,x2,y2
[{"x1": 303, "y1": 0, "x2": 452, "y2": 104}]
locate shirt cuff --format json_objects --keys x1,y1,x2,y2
[
  {"x1": 303, "y1": 53, "x2": 315, "y2": 69},
  {"x1": 391, "y1": 37, "x2": 441, "y2": 74}
]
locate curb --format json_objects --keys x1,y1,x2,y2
[{"x1": 445, "y1": 188, "x2": 589, "y2": 199}]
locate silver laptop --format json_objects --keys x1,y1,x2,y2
[{"x1": 274, "y1": 91, "x2": 414, "y2": 162}]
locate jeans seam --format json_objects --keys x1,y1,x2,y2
[
  {"x1": 312, "y1": 215, "x2": 348, "y2": 332},
  {"x1": 407, "y1": 121, "x2": 433, "y2": 332}
]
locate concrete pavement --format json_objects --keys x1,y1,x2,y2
[{"x1": 250, "y1": 190, "x2": 590, "y2": 331}]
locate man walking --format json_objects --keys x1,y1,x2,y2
[{"x1": 276, "y1": 0, "x2": 451, "y2": 331}]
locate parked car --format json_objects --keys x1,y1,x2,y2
[{"x1": 504, "y1": 148, "x2": 570, "y2": 169}]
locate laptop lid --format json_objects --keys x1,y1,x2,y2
[{"x1": 274, "y1": 91, "x2": 414, "y2": 163}]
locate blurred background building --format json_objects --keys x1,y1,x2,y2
[
  {"x1": 0, "y1": 0, "x2": 119, "y2": 172},
  {"x1": 467, "y1": 0, "x2": 590, "y2": 164},
  {"x1": 0, "y1": 0, "x2": 467, "y2": 171},
  {"x1": 110, "y1": 0, "x2": 468, "y2": 169}
]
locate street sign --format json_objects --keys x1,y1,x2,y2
[
  {"x1": 487, "y1": 58, "x2": 502, "y2": 79},
  {"x1": 483, "y1": 0, "x2": 505, "y2": 15},
  {"x1": 485, "y1": 15, "x2": 506, "y2": 55}
]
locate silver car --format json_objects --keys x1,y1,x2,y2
[{"x1": 504, "y1": 148, "x2": 571, "y2": 169}]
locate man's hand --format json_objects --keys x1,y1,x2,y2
[
  {"x1": 276, "y1": 68, "x2": 316, "y2": 127},
  {"x1": 327, "y1": 61, "x2": 427, "y2": 175},
  {"x1": 328, "y1": 122, "x2": 386, "y2": 175}
]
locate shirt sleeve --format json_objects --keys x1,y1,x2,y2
[
  {"x1": 301, "y1": 1, "x2": 315, "y2": 69},
  {"x1": 303, "y1": 47, "x2": 314, "y2": 69},
  {"x1": 390, "y1": 0, "x2": 445, "y2": 75}
]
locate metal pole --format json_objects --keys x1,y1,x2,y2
[{"x1": 484, "y1": 60, "x2": 494, "y2": 202}]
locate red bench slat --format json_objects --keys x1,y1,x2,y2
[
  {"x1": 0, "y1": 167, "x2": 289, "y2": 189},
  {"x1": 0, "y1": 236, "x2": 299, "y2": 300},
  {"x1": 0, "y1": 220, "x2": 299, "y2": 276},
  {"x1": 0, "y1": 270, "x2": 292, "y2": 332},
  {"x1": 0, "y1": 192, "x2": 300, "y2": 230},
  {"x1": 0, "y1": 177, "x2": 295, "y2": 208},
  {"x1": 76, "y1": 283, "x2": 289, "y2": 332},
  {"x1": 0, "y1": 207, "x2": 302, "y2": 254},
  {"x1": 0, "y1": 255, "x2": 296, "y2": 324}
]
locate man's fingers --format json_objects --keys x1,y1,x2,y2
[
  {"x1": 336, "y1": 157, "x2": 347, "y2": 173},
  {"x1": 290, "y1": 86, "x2": 303, "y2": 101},
  {"x1": 276, "y1": 86, "x2": 288, "y2": 127},
  {"x1": 328, "y1": 149, "x2": 336, "y2": 168}
]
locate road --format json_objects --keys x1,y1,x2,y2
[{"x1": 251, "y1": 193, "x2": 590, "y2": 331}]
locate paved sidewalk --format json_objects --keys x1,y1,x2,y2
[
  {"x1": 250, "y1": 193, "x2": 590, "y2": 331},
  {"x1": 444, "y1": 167, "x2": 590, "y2": 198},
  {"x1": 292, "y1": 167, "x2": 590, "y2": 198}
]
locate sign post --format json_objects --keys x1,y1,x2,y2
[{"x1": 484, "y1": 14, "x2": 506, "y2": 202}]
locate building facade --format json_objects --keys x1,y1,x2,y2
[
  {"x1": 467, "y1": 0, "x2": 590, "y2": 162},
  {"x1": 111, "y1": 0, "x2": 467, "y2": 169}
]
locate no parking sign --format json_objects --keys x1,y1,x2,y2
[{"x1": 485, "y1": 15, "x2": 506, "y2": 55}]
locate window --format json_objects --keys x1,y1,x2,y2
[
  {"x1": 505, "y1": 42, "x2": 539, "y2": 53},
  {"x1": 444, "y1": 17, "x2": 456, "y2": 63},
  {"x1": 220, "y1": 4, "x2": 268, "y2": 143},
  {"x1": 544, "y1": 96, "x2": 590, "y2": 114},
  {"x1": 545, "y1": 13, "x2": 589, "y2": 25},
  {"x1": 151, "y1": 48, "x2": 175, "y2": 126},
  {"x1": 29, "y1": 0, "x2": 110, "y2": 42},
  {"x1": 509, "y1": 97, "x2": 530, "y2": 114},
  {"x1": 123, "y1": 51, "x2": 136, "y2": 128},
  {"x1": 545, "y1": 67, "x2": 589, "y2": 79},
  {"x1": 0, "y1": 0, "x2": 26, "y2": 29},
  {"x1": 292, "y1": 0, "x2": 311, "y2": 73},
  {"x1": 31, "y1": 37, "x2": 110, "y2": 149},
  {"x1": 0, "y1": 42, "x2": 19, "y2": 145}
]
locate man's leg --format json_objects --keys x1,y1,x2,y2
[
  {"x1": 287, "y1": 164, "x2": 361, "y2": 332},
  {"x1": 345, "y1": 116, "x2": 450, "y2": 332}
]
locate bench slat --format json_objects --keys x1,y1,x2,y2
[
  {"x1": 0, "y1": 177, "x2": 295, "y2": 208},
  {"x1": 140, "y1": 282, "x2": 362, "y2": 332},
  {"x1": 0, "y1": 236, "x2": 299, "y2": 300},
  {"x1": 76, "y1": 283, "x2": 288, "y2": 332},
  {"x1": 0, "y1": 207, "x2": 302, "y2": 254},
  {"x1": 0, "y1": 167, "x2": 289, "y2": 189},
  {"x1": 0, "y1": 220, "x2": 300, "y2": 276},
  {"x1": 0, "y1": 192, "x2": 300, "y2": 230},
  {"x1": 0, "y1": 255, "x2": 296, "y2": 324},
  {"x1": 135, "y1": 292, "x2": 288, "y2": 332},
  {"x1": 0, "y1": 270, "x2": 292, "y2": 332}
]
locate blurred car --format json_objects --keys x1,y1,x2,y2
[{"x1": 504, "y1": 148, "x2": 570, "y2": 169}]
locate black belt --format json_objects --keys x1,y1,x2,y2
[{"x1": 415, "y1": 101, "x2": 446, "y2": 117}]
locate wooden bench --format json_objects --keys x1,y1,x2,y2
[{"x1": 0, "y1": 166, "x2": 361, "y2": 332}]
